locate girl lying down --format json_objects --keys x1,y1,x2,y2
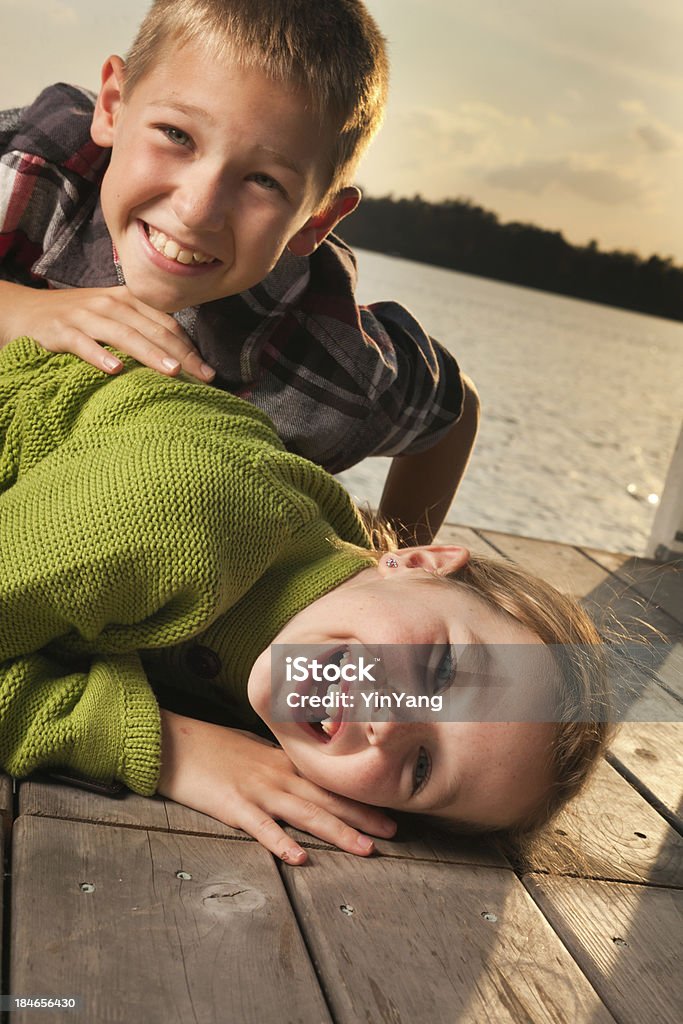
[{"x1": 0, "y1": 338, "x2": 610, "y2": 863}]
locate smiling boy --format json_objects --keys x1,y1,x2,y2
[{"x1": 0, "y1": 0, "x2": 479, "y2": 543}]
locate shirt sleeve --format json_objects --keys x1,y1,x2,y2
[
  {"x1": 356, "y1": 299, "x2": 465, "y2": 458},
  {"x1": 293, "y1": 234, "x2": 464, "y2": 466},
  {"x1": 0, "y1": 86, "x2": 104, "y2": 287}
]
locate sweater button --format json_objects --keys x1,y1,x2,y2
[{"x1": 187, "y1": 645, "x2": 222, "y2": 679}]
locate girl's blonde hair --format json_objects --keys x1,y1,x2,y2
[
  {"x1": 445, "y1": 556, "x2": 612, "y2": 842},
  {"x1": 122, "y1": 0, "x2": 389, "y2": 204},
  {"x1": 357, "y1": 513, "x2": 613, "y2": 842}
]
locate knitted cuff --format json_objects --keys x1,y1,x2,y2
[{"x1": 70, "y1": 653, "x2": 161, "y2": 796}]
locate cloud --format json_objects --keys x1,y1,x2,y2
[
  {"x1": 484, "y1": 157, "x2": 647, "y2": 207},
  {"x1": 5, "y1": 0, "x2": 77, "y2": 24},
  {"x1": 391, "y1": 102, "x2": 535, "y2": 166},
  {"x1": 620, "y1": 99, "x2": 647, "y2": 116},
  {"x1": 636, "y1": 123, "x2": 679, "y2": 153}
]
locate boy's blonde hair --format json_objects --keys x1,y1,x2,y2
[{"x1": 123, "y1": 0, "x2": 389, "y2": 203}]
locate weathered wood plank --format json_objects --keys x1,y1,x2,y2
[
  {"x1": 523, "y1": 758, "x2": 683, "y2": 887},
  {"x1": 525, "y1": 875, "x2": 683, "y2": 1024},
  {"x1": 582, "y1": 549, "x2": 683, "y2": 625},
  {"x1": 287, "y1": 817, "x2": 509, "y2": 867},
  {"x1": 475, "y1": 530, "x2": 615, "y2": 598},
  {"x1": 19, "y1": 778, "x2": 173, "y2": 829},
  {"x1": 607, "y1": 721, "x2": 683, "y2": 830},
  {"x1": 281, "y1": 853, "x2": 616, "y2": 1024},
  {"x1": 478, "y1": 529, "x2": 683, "y2": 704},
  {"x1": 10, "y1": 815, "x2": 332, "y2": 1024},
  {"x1": 19, "y1": 778, "x2": 508, "y2": 866},
  {"x1": 0, "y1": 772, "x2": 13, "y2": 840},
  {"x1": 437, "y1": 522, "x2": 505, "y2": 558},
  {"x1": 0, "y1": 821, "x2": 3, "y2": 973}
]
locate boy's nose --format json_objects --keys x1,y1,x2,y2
[{"x1": 172, "y1": 172, "x2": 228, "y2": 233}]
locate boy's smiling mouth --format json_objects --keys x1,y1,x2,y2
[{"x1": 142, "y1": 221, "x2": 219, "y2": 266}]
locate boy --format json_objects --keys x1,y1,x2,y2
[{"x1": 0, "y1": 0, "x2": 479, "y2": 544}]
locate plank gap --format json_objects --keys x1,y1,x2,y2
[
  {"x1": 523, "y1": 868, "x2": 682, "y2": 892},
  {"x1": 605, "y1": 752, "x2": 683, "y2": 836}
]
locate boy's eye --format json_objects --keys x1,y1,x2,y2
[
  {"x1": 160, "y1": 126, "x2": 191, "y2": 147},
  {"x1": 434, "y1": 645, "x2": 457, "y2": 694},
  {"x1": 412, "y1": 747, "x2": 431, "y2": 795},
  {"x1": 249, "y1": 172, "x2": 285, "y2": 195}
]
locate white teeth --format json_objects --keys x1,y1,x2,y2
[
  {"x1": 147, "y1": 225, "x2": 215, "y2": 265},
  {"x1": 163, "y1": 238, "x2": 180, "y2": 260},
  {"x1": 320, "y1": 719, "x2": 335, "y2": 736}
]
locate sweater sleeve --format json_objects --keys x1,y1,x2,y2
[
  {"x1": 0, "y1": 651, "x2": 161, "y2": 795},
  {"x1": 0, "y1": 434, "x2": 199, "y2": 791},
  {"x1": 0, "y1": 359, "x2": 263, "y2": 790},
  {"x1": 0, "y1": 432, "x2": 243, "y2": 789}
]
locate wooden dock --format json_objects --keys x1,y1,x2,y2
[{"x1": 2, "y1": 526, "x2": 681, "y2": 1023}]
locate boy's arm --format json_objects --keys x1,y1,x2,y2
[
  {"x1": 378, "y1": 374, "x2": 480, "y2": 545},
  {"x1": 0, "y1": 280, "x2": 215, "y2": 382}
]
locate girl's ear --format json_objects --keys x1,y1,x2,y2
[
  {"x1": 377, "y1": 545, "x2": 470, "y2": 578},
  {"x1": 91, "y1": 55, "x2": 126, "y2": 147}
]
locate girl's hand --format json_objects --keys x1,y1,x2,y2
[
  {"x1": 0, "y1": 282, "x2": 215, "y2": 382},
  {"x1": 157, "y1": 710, "x2": 397, "y2": 863}
]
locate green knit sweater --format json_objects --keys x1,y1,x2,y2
[{"x1": 0, "y1": 337, "x2": 374, "y2": 794}]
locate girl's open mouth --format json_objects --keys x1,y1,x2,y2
[{"x1": 294, "y1": 648, "x2": 352, "y2": 744}]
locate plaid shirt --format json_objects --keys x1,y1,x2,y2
[{"x1": 0, "y1": 84, "x2": 463, "y2": 473}]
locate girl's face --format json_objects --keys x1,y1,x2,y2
[{"x1": 248, "y1": 547, "x2": 558, "y2": 830}]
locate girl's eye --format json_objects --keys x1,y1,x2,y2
[
  {"x1": 412, "y1": 747, "x2": 431, "y2": 795},
  {"x1": 435, "y1": 645, "x2": 457, "y2": 694},
  {"x1": 160, "y1": 126, "x2": 191, "y2": 148}
]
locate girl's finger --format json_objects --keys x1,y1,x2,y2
[
  {"x1": 232, "y1": 804, "x2": 308, "y2": 864},
  {"x1": 266, "y1": 792, "x2": 378, "y2": 857},
  {"x1": 291, "y1": 777, "x2": 396, "y2": 838}
]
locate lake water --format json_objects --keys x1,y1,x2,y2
[{"x1": 336, "y1": 250, "x2": 683, "y2": 555}]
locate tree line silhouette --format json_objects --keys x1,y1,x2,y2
[{"x1": 337, "y1": 194, "x2": 683, "y2": 322}]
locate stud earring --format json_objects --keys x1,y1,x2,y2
[{"x1": 385, "y1": 557, "x2": 399, "y2": 569}]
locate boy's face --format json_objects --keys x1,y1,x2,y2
[{"x1": 91, "y1": 42, "x2": 354, "y2": 312}]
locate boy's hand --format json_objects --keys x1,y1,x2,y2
[
  {"x1": 0, "y1": 282, "x2": 215, "y2": 382},
  {"x1": 157, "y1": 710, "x2": 396, "y2": 863}
]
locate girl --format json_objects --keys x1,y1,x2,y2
[{"x1": 0, "y1": 337, "x2": 609, "y2": 863}]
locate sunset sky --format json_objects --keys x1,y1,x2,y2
[{"x1": 2, "y1": 0, "x2": 682, "y2": 261}]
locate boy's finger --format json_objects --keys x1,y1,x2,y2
[
  {"x1": 120, "y1": 334, "x2": 215, "y2": 381},
  {"x1": 41, "y1": 329, "x2": 124, "y2": 374},
  {"x1": 141, "y1": 316, "x2": 216, "y2": 380},
  {"x1": 111, "y1": 290, "x2": 216, "y2": 381},
  {"x1": 172, "y1": 347, "x2": 216, "y2": 382}
]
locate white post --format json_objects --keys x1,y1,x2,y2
[{"x1": 646, "y1": 422, "x2": 683, "y2": 560}]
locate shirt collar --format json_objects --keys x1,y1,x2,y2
[
  {"x1": 33, "y1": 195, "x2": 311, "y2": 384},
  {"x1": 32, "y1": 192, "x2": 119, "y2": 289}
]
